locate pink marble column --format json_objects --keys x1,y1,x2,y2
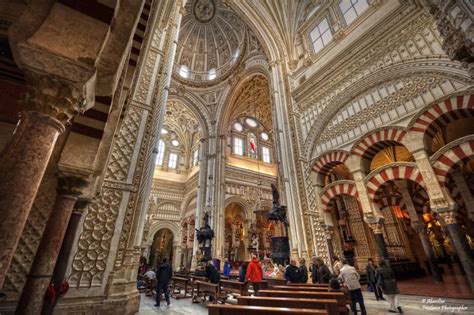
[
  {"x1": 0, "y1": 111, "x2": 65, "y2": 288},
  {"x1": 16, "y1": 175, "x2": 88, "y2": 314}
]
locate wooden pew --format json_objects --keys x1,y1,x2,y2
[
  {"x1": 237, "y1": 296, "x2": 338, "y2": 314},
  {"x1": 269, "y1": 285, "x2": 328, "y2": 292},
  {"x1": 220, "y1": 279, "x2": 248, "y2": 296},
  {"x1": 208, "y1": 304, "x2": 327, "y2": 314},
  {"x1": 263, "y1": 278, "x2": 287, "y2": 286},
  {"x1": 192, "y1": 281, "x2": 226, "y2": 304},
  {"x1": 170, "y1": 276, "x2": 191, "y2": 299},
  {"x1": 287, "y1": 283, "x2": 329, "y2": 287},
  {"x1": 258, "y1": 290, "x2": 348, "y2": 314}
]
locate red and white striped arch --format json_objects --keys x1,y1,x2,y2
[
  {"x1": 433, "y1": 139, "x2": 474, "y2": 187},
  {"x1": 320, "y1": 181, "x2": 359, "y2": 212},
  {"x1": 376, "y1": 194, "x2": 405, "y2": 210},
  {"x1": 410, "y1": 94, "x2": 474, "y2": 138},
  {"x1": 312, "y1": 150, "x2": 350, "y2": 175},
  {"x1": 351, "y1": 128, "x2": 407, "y2": 160},
  {"x1": 366, "y1": 164, "x2": 425, "y2": 202}
]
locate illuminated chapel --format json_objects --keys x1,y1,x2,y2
[{"x1": 0, "y1": 0, "x2": 473, "y2": 314}]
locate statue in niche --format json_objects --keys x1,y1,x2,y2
[
  {"x1": 267, "y1": 183, "x2": 288, "y2": 226},
  {"x1": 250, "y1": 233, "x2": 259, "y2": 251}
]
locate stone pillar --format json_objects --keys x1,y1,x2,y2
[
  {"x1": 323, "y1": 225, "x2": 335, "y2": 264},
  {"x1": 395, "y1": 181, "x2": 443, "y2": 281},
  {"x1": 0, "y1": 72, "x2": 89, "y2": 288},
  {"x1": 16, "y1": 174, "x2": 88, "y2": 314},
  {"x1": 42, "y1": 198, "x2": 90, "y2": 315},
  {"x1": 413, "y1": 223, "x2": 443, "y2": 282},
  {"x1": 451, "y1": 171, "x2": 474, "y2": 221},
  {"x1": 439, "y1": 211, "x2": 474, "y2": 292},
  {"x1": 366, "y1": 217, "x2": 390, "y2": 266}
]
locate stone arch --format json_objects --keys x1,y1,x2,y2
[
  {"x1": 224, "y1": 196, "x2": 252, "y2": 221},
  {"x1": 148, "y1": 221, "x2": 181, "y2": 247},
  {"x1": 365, "y1": 162, "x2": 425, "y2": 203},
  {"x1": 320, "y1": 180, "x2": 359, "y2": 212},
  {"x1": 181, "y1": 191, "x2": 198, "y2": 218},
  {"x1": 312, "y1": 150, "x2": 351, "y2": 175},
  {"x1": 351, "y1": 127, "x2": 407, "y2": 159},
  {"x1": 409, "y1": 93, "x2": 474, "y2": 148},
  {"x1": 167, "y1": 93, "x2": 211, "y2": 139},
  {"x1": 305, "y1": 62, "x2": 472, "y2": 160},
  {"x1": 431, "y1": 136, "x2": 474, "y2": 188}
]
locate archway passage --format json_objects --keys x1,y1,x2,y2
[
  {"x1": 373, "y1": 179, "x2": 474, "y2": 299},
  {"x1": 149, "y1": 228, "x2": 174, "y2": 269},
  {"x1": 224, "y1": 203, "x2": 247, "y2": 264}
]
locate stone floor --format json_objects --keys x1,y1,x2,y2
[{"x1": 137, "y1": 291, "x2": 474, "y2": 314}]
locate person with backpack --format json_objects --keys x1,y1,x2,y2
[{"x1": 339, "y1": 258, "x2": 366, "y2": 315}]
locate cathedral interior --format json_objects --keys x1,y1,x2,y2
[{"x1": 0, "y1": 0, "x2": 473, "y2": 314}]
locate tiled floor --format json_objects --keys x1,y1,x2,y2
[
  {"x1": 395, "y1": 265, "x2": 474, "y2": 300},
  {"x1": 137, "y1": 291, "x2": 474, "y2": 314}
]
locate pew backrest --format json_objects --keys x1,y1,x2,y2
[
  {"x1": 237, "y1": 296, "x2": 338, "y2": 314},
  {"x1": 208, "y1": 304, "x2": 327, "y2": 314}
]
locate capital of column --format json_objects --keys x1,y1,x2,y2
[
  {"x1": 364, "y1": 215, "x2": 385, "y2": 234},
  {"x1": 439, "y1": 211, "x2": 458, "y2": 226},
  {"x1": 24, "y1": 70, "x2": 92, "y2": 125},
  {"x1": 57, "y1": 174, "x2": 89, "y2": 198},
  {"x1": 72, "y1": 197, "x2": 92, "y2": 215}
]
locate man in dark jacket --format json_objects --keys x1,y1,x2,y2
[
  {"x1": 299, "y1": 258, "x2": 308, "y2": 283},
  {"x1": 284, "y1": 260, "x2": 301, "y2": 283},
  {"x1": 366, "y1": 258, "x2": 385, "y2": 300},
  {"x1": 155, "y1": 258, "x2": 172, "y2": 307},
  {"x1": 205, "y1": 260, "x2": 221, "y2": 284}
]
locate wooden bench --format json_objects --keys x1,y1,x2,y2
[
  {"x1": 269, "y1": 285, "x2": 328, "y2": 292},
  {"x1": 192, "y1": 281, "x2": 226, "y2": 304},
  {"x1": 287, "y1": 283, "x2": 329, "y2": 287},
  {"x1": 208, "y1": 304, "x2": 327, "y2": 314},
  {"x1": 220, "y1": 279, "x2": 248, "y2": 296},
  {"x1": 263, "y1": 278, "x2": 287, "y2": 286},
  {"x1": 258, "y1": 290, "x2": 348, "y2": 314},
  {"x1": 237, "y1": 296, "x2": 339, "y2": 314},
  {"x1": 170, "y1": 276, "x2": 191, "y2": 299}
]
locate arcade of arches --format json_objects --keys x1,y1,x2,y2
[{"x1": 0, "y1": 0, "x2": 473, "y2": 314}]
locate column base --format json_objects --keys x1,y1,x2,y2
[{"x1": 54, "y1": 291, "x2": 140, "y2": 315}]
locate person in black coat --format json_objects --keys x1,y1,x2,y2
[
  {"x1": 285, "y1": 260, "x2": 301, "y2": 283},
  {"x1": 316, "y1": 258, "x2": 331, "y2": 284},
  {"x1": 299, "y1": 258, "x2": 308, "y2": 283},
  {"x1": 366, "y1": 258, "x2": 385, "y2": 301},
  {"x1": 155, "y1": 258, "x2": 172, "y2": 307},
  {"x1": 205, "y1": 261, "x2": 221, "y2": 284},
  {"x1": 310, "y1": 256, "x2": 319, "y2": 283},
  {"x1": 239, "y1": 261, "x2": 249, "y2": 283}
]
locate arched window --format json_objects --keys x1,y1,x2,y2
[
  {"x1": 168, "y1": 153, "x2": 178, "y2": 169},
  {"x1": 156, "y1": 140, "x2": 165, "y2": 166},
  {"x1": 248, "y1": 132, "x2": 257, "y2": 159},
  {"x1": 339, "y1": 0, "x2": 369, "y2": 25}
]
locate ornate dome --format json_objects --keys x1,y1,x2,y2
[{"x1": 173, "y1": 0, "x2": 247, "y2": 85}]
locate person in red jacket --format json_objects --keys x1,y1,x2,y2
[{"x1": 245, "y1": 254, "x2": 263, "y2": 295}]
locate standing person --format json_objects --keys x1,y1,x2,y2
[
  {"x1": 339, "y1": 258, "x2": 366, "y2": 315},
  {"x1": 316, "y1": 258, "x2": 332, "y2": 284},
  {"x1": 223, "y1": 258, "x2": 231, "y2": 277},
  {"x1": 366, "y1": 258, "x2": 385, "y2": 301},
  {"x1": 239, "y1": 261, "x2": 249, "y2": 282},
  {"x1": 284, "y1": 259, "x2": 301, "y2": 283},
  {"x1": 299, "y1": 258, "x2": 308, "y2": 283},
  {"x1": 332, "y1": 256, "x2": 343, "y2": 276},
  {"x1": 155, "y1": 258, "x2": 172, "y2": 307},
  {"x1": 377, "y1": 260, "x2": 402, "y2": 313},
  {"x1": 310, "y1": 256, "x2": 319, "y2": 284},
  {"x1": 246, "y1": 254, "x2": 263, "y2": 295}
]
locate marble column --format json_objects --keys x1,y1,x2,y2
[
  {"x1": 439, "y1": 211, "x2": 474, "y2": 293},
  {"x1": 0, "y1": 71, "x2": 89, "y2": 288},
  {"x1": 451, "y1": 171, "x2": 474, "y2": 222},
  {"x1": 324, "y1": 225, "x2": 335, "y2": 264},
  {"x1": 413, "y1": 222, "x2": 443, "y2": 282},
  {"x1": 366, "y1": 217, "x2": 390, "y2": 266},
  {"x1": 41, "y1": 198, "x2": 90, "y2": 315},
  {"x1": 16, "y1": 175, "x2": 88, "y2": 314},
  {"x1": 395, "y1": 181, "x2": 443, "y2": 282}
]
